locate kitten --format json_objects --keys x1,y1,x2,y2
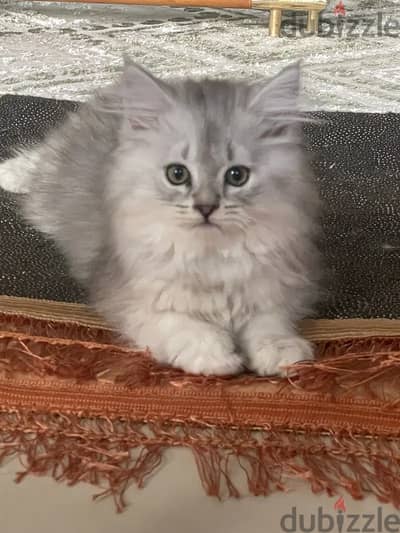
[{"x1": 0, "y1": 59, "x2": 319, "y2": 376}]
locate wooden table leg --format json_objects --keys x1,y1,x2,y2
[
  {"x1": 306, "y1": 9, "x2": 319, "y2": 34},
  {"x1": 269, "y1": 8, "x2": 282, "y2": 37}
]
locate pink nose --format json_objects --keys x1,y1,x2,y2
[{"x1": 193, "y1": 204, "x2": 219, "y2": 219}]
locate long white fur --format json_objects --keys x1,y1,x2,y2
[{"x1": 0, "y1": 149, "x2": 38, "y2": 194}]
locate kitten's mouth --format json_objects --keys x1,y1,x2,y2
[{"x1": 194, "y1": 220, "x2": 221, "y2": 230}]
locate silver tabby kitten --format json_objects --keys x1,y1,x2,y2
[{"x1": 0, "y1": 59, "x2": 319, "y2": 376}]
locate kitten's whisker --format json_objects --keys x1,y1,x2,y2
[
  {"x1": 218, "y1": 218, "x2": 249, "y2": 230},
  {"x1": 225, "y1": 218, "x2": 251, "y2": 229}
]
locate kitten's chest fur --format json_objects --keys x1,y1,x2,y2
[{"x1": 131, "y1": 246, "x2": 279, "y2": 330}]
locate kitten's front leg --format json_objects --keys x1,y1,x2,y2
[
  {"x1": 136, "y1": 312, "x2": 243, "y2": 376},
  {"x1": 239, "y1": 313, "x2": 314, "y2": 377}
]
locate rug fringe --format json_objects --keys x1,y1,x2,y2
[
  {"x1": 2, "y1": 323, "x2": 400, "y2": 394},
  {"x1": 1, "y1": 410, "x2": 400, "y2": 511},
  {"x1": 2, "y1": 314, "x2": 400, "y2": 510}
]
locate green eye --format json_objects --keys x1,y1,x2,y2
[
  {"x1": 224, "y1": 166, "x2": 250, "y2": 187},
  {"x1": 166, "y1": 164, "x2": 191, "y2": 186}
]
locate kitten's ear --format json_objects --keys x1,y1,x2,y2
[
  {"x1": 119, "y1": 59, "x2": 172, "y2": 127},
  {"x1": 249, "y1": 62, "x2": 301, "y2": 115}
]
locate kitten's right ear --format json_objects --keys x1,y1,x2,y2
[
  {"x1": 249, "y1": 62, "x2": 301, "y2": 116},
  {"x1": 119, "y1": 59, "x2": 172, "y2": 127}
]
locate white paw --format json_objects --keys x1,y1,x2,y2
[
  {"x1": 0, "y1": 157, "x2": 30, "y2": 193},
  {"x1": 247, "y1": 336, "x2": 314, "y2": 377},
  {"x1": 167, "y1": 330, "x2": 243, "y2": 376}
]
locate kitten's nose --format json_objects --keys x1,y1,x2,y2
[{"x1": 193, "y1": 204, "x2": 219, "y2": 219}]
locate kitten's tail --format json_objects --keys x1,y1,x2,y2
[{"x1": 0, "y1": 148, "x2": 39, "y2": 194}]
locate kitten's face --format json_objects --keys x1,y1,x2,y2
[{"x1": 109, "y1": 62, "x2": 308, "y2": 257}]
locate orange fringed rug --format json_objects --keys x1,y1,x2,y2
[{"x1": 1, "y1": 295, "x2": 400, "y2": 512}]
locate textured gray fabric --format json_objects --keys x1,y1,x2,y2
[
  {"x1": 2, "y1": 1, "x2": 400, "y2": 113},
  {"x1": 0, "y1": 96, "x2": 84, "y2": 303},
  {"x1": 0, "y1": 94, "x2": 399, "y2": 318}
]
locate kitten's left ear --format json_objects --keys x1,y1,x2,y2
[
  {"x1": 249, "y1": 62, "x2": 301, "y2": 115},
  {"x1": 119, "y1": 58, "x2": 173, "y2": 127}
]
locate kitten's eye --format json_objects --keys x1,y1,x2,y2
[
  {"x1": 166, "y1": 164, "x2": 191, "y2": 186},
  {"x1": 224, "y1": 166, "x2": 250, "y2": 187}
]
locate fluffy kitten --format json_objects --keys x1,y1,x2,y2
[{"x1": 0, "y1": 59, "x2": 319, "y2": 376}]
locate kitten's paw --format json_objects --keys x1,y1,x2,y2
[
  {"x1": 168, "y1": 330, "x2": 243, "y2": 376},
  {"x1": 247, "y1": 336, "x2": 314, "y2": 377}
]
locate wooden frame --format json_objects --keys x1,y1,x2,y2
[
  {"x1": 28, "y1": 0, "x2": 327, "y2": 36},
  {"x1": 254, "y1": 0, "x2": 326, "y2": 35}
]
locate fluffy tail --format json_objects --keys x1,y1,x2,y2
[{"x1": 0, "y1": 149, "x2": 39, "y2": 194}]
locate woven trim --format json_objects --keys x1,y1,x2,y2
[
  {"x1": 1, "y1": 295, "x2": 399, "y2": 340},
  {"x1": 2, "y1": 295, "x2": 400, "y2": 510},
  {"x1": 0, "y1": 295, "x2": 112, "y2": 329}
]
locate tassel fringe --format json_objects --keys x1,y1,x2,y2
[
  {"x1": 2, "y1": 310, "x2": 400, "y2": 510},
  {"x1": 2, "y1": 412, "x2": 400, "y2": 512}
]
